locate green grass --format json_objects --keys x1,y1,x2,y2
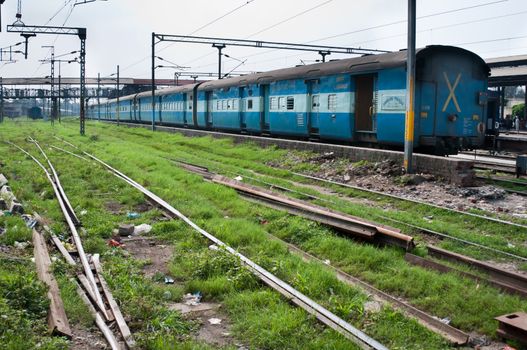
[
  {"x1": 1, "y1": 119, "x2": 526, "y2": 349},
  {"x1": 0, "y1": 257, "x2": 69, "y2": 349}
]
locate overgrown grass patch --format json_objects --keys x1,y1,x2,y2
[{"x1": 1, "y1": 120, "x2": 525, "y2": 348}]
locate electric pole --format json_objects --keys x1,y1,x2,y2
[{"x1": 403, "y1": 0, "x2": 416, "y2": 174}]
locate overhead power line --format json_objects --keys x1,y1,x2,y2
[
  {"x1": 186, "y1": 0, "x2": 510, "y2": 71},
  {"x1": 120, "y1": 0, "x2": 258, "y2": 74},
  {"x1": 345, "y1": 9, "x2": 527, "y2": 48},
  {"x1": 244, "y1": 0, "x2": 335, "y2": 39},
  {"x1": 189, "y1": 0, "x2": 257, "y2": 36},
  {"x1": 308, "y1": 0, "x2": 508, "y2": 44},
  {"x1": 180, "y1": 0, "x2": 337, "y2": 67}
]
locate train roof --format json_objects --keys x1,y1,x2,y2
[
  {"x1": 197, "y1": 45, "x2": 489, "y2": 91},
  {"x1": 106, "y1": 45, "x2": 488, "y2": 103},
  {"x1": 106, "y1": 83, "x2": 199, "y2": 103}
]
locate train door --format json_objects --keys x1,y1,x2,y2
[
  {"x1": 206, "y1": 91, "x2": 213, "y2": 127},
  {"x1": 191, "y1": 88, "x2": 198, "y2": 127},
  {"x1": 182, "y1": 93, "x2": 188, "y2": 125},
  {"x1": 239, "y1": 87, "x2": 246, "y2": 131},
  {"x1": 260, "y1": 84, "x2": 270, "y2": 133},
  {"x1": 355, "y1": 75, "x2": 376, "y2": 132},
  {"x1": 418, "y1": 81, "x2": 437, "y2": 136},
  {"x1": 306, "y1": 80, "x2": 321, "y2": 138},
  {"x1": 158, "y1": 96, "x2": 163, "y2": 124}
]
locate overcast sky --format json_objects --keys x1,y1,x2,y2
[{"x1": 0, "y1": 0, "x2": 525, "y2": 81}]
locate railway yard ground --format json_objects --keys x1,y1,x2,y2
[{"x1": 1, "y1": 119, "x2": 527, "y2": 350}]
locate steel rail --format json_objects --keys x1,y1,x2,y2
[
  {"x1": 269, "y1": 235, "x2": 469, "y2": 344},
  {"x1": 167, "y1": 157, "x2": 326, "y2": 202},
  {"x1": 63, "y1": 146, "x2": 389, "y2": 349},
  {"x1": 377, "y1": 215, "x2": 527, "y2": 262},
  {"x1": 50, "y1": 145, "x2": 89, "y2": 161},
  {"x1": 6, "y1": 141, "x2": 109, "y2": 321},
  {"x1": 166, "y1": 158, "x2": 413, "y2": 249},
  {"x1": 293, "y1": 172, "x2": 527, "y2": 230},
  {"x1": 144, "y1": 154, "x2": 527, "y2": 261},
  {"x1": 156, "y1": 155, "x2": 527, "y2": 261},
  {"x1": 87, "y1": 123, "x2": 527, "y2": 229},
  {"x1": 405, "y1": 253, "x2": 527, "y2": 298},
  {"x1": 427, "y1": 245, "x2": 527, "y2": 292},
  {"x1": 29, "y1": 138, "x2": 81, "y2": 226}
]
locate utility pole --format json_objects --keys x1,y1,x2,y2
[
  {"x1": 174, "y1": 72, "x2": 179, "y2": 86},
  {"x1": 0, "y1": 77, "x2": 3, "y2": 123},
  {"x1": 403, "y1": 0, "x2": 416, "y2": 174},
  {"x1": 151, "y1": 32, "x2": 156, "y2": 131},
  {"x1": 116, "y1": 64, "x2": 120, "y2": 126},
  {"x1": 213, "y1": 43, "x2": 226, "y2": 79},
  {"x1": 43, "y1": 45, "x2": 56, "y2": 124},
  {"x1": 0, "y1": 0, "x2": 5, "y2": 33},
  {"x1": 97, "y1": 73, "x2": 101, "y2": 121},
  {"x1": 318, "y1": 50, "x2": 331, "y2": 62},
  {"x1": 57, "y1": 60, "x2": 62, "y2": 123},
  {"x1": 8, "y1": 25, "x2": 88, "y2": 135}
]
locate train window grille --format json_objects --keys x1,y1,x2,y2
[
  {"x1": 233, "y1": 99, "x2": 239, "y2": 111},
  {"x1": 287, "y1": 97, "x2": 295, "y2": 110},
  {"x1": 222, "y1": 100, "x2": 228, "y2": 110},
  {"x1": 312, "y1": 95, "x2": 320, "y2": 111},
  {"x1": 270, "y1": 97, "x2": 278, "y2": 110},
  {"x1": 328, "y1": 94, "x2": 337, "y2": 112},
  {"x1": 247, "y1": 99, "x2": 253, "y2": 110},
  {"x1": 279, "y1": 97, "x2": 286, "y2": 111},
  {"x1": 217, "y1": 100, "x2": 221, "y2": 111}
]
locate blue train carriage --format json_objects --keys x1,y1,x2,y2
[
  {"x1": 134, "y1": 84, "x2": 199, "y2": 126},
  {"x1": 157, "y1": 84, "x2": 199, "y2": 127},
  {"x1": 195, "y1": 45, "x2": 488, "y2": 154},
  {"x1": 198, "y1": 79, "x2": 267, "y2": 133},
  {"x1": 413, "y1": 46, "x2": 489, "y2": 154}
]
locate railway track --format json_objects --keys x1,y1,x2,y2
[
  {"x1": 168, "y1": 158, "x2": 527, "y2": 262},
  {"x1": 47, "y1": 135, "x2": 527, "y2": 345},
  {"x1": 49, "y1": 138, "x2": 389, "y2": 350},
  {"x1": 49, "y1": 137, "x2": 475, "y2": 345},
  {"x1": 8, "y1": 139, "x2": 134, "y2": 350}
]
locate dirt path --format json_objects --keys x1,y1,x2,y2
[{"x1": 123, "y1": 236, "x2": 241, "y2": 348}]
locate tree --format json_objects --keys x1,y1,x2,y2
[{"x1": 512, "y1": 103, "x2": 525, "y2": 118}]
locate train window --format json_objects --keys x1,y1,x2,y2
[
  {"x1": 233, "y1": 99, "x2": 239, "y2": 110},
  {"x1": 279, "y1": 97, "x2": 286, "y2": 110},
  {"x1": 312, "y1": 95, "x2": 320, "y2": 111},
  {"x1": 222, "y1": 100, "x2": 228, "y2": 110},
  {"x1": 270, "y1": 97, "x2": 278, "y2": 110},
  {"x1": 287, "y1": 97, "x2": 295, "y2": 110},
  {"x1": 328, "y1": 94, "x2": 337, "y2": 112},
  {"x1": 247, "y1": 99, "x2": 253, "y2": 110},
  {"x1": 217, "y1": 100, "x2": 221, "y2": 111}
]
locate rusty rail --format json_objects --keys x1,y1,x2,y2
[
  {"x1": 171, "y1": 161, "x2": 414, "y2": 250},
  {"x1": 273, "y1": 236, "x2": 469, "y2": 345},
  {"x1": 427, "y1": 245, "x2": 527, "y2": 293},
  {"x1": 405, "y1": 253, "x2": 527, "y2": 298}
]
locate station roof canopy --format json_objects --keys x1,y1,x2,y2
[
  {"x1": 486, "y1": 54, "x2": 527, "y2": 68},
  {"x1": 486, "y1": 54, "x2": 527, "y2": 87}
]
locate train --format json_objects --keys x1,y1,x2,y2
[{"x1": 88, "y1": 45, "x2": 491, "y2": 155}]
